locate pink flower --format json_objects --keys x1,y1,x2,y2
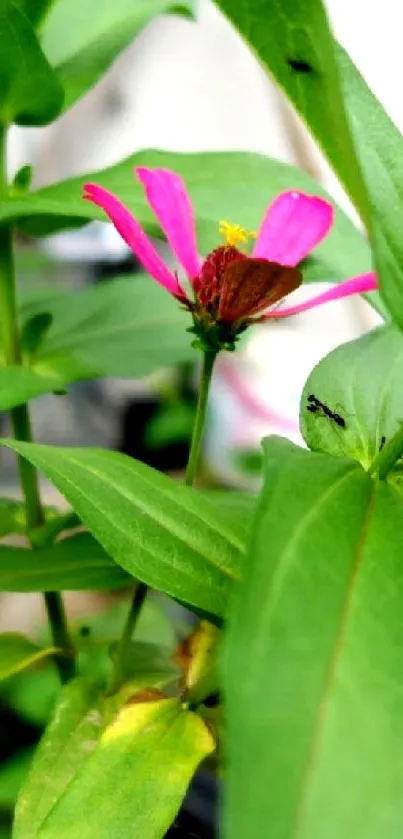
[{"x1": 83, "y1": 168, "x2": 377, "y2": 351}]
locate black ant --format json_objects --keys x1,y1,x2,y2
[
  {"x1": 379, "y1": 436, "x2": 386, "y2": 451},
  {"x1": 287, "y1": 58, "x2": 314, "y2": 74},
  {"x1": 306, "y1": 394, "x2": 346, "y2": 429}
]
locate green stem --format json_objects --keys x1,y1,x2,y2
[
  {"x1": 370, "y1": 425, "x2": 403, "y2": 480},
  {"x1": 111, "y1": 350, "x2": 217, "y2": 690},
  {"x1": 185, "y1": 350, "x2": 217, "y2": 486},
  {"x1": 44, "y1": 592, "x2": 76, "y2": 682},
  {"x1": 10, "y1": 403, "x2": 44, "y2": 530},
  {"x1": 119, "y1": 582, "x2": 148, "y2": 652},
  {"x1": 0, "y1": 125, "x2": 75, "y2": 684},
  {"x1": 108, "y1": 582, "x2": 148, "y2": 694}
]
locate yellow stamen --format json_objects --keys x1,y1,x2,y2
[{"x1": 219, "y1": 220, "x2": 257, "y2": 248}]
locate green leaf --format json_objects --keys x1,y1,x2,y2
[
  {"x1": 0, "y1": 497, "x2": 62, "y2": 541},
  {"x1": 109, "y1": 640, "x2": 179, "y2": 686},
  {"x1": 75, "y1": 608, "x2": 178, "y2": 685},
  {"x1": 20, "y1": 312, "x2": 53, "y2": 361},
  {"x1": 300, "y1": 324, "x2": 403, "y2": 469},
  {"x1": 0, "y1": 441, "x2": 244, "y2": 617},
  {"x1": 0, "y1": 277, "x2": 194, "y2": 408},
  {"x1": 0, "y1": 498, "x2": 28, "y2": 538},
  {"x1": 29, "y1": 509, "x2": 81, "y2": 547},
  {"x1": 0, "y1": 633, "x2": 58, "y2": 681},
  {"x1": 12, "y1": 164, "x2": 33, "y2": 193},
  {"x1": 2, "y1": 665, "x2": 61, "y2": 727},
  {"x1": 334, "y1": 45, "x2": 403, "y2": 328},
  {"x1": 40, "y1": 0, "x2": 194, "y2": 111},
  {"x1": 1, "y1": 150, "x2": 375, "y2": 290},
  {"x1": 30, "y1": 275, "x2": 193, "y2": 381},
  {"x1": 0, "y1": 747, "x2": 33, "y2": 810},
  {"x1": 0, "y1": 0, "x2": 63, "y2": 125},
  {"x1": 37, "y1": 697, "x2": 214, "y2": 839},
  {"x1": 214, "y1": 0, "x2": 368, "y2": 218},
  {"x1": 225, "y1": 436, "x2": 403, "y2": 839},
  {"x1": 199, "y1": 489, "x2": 256, "y2": 544},
  {"x1": 213, "y1": 0, "x2": 402, "y2": 324},
  {"x1": 0, "y1": 532, "x2": 130, "y2": 591},
  {"x1": 73, "y1": 596, "x2": 176, "y2": 652},
  {"x1": 0, "y1": 365, "x2": 65, "y2": 411},
  {"x1": 13, "y1": 0, "x2": 55, "y2": 29},
  {"x1": 14, "y1": 678, "x2": 107, "y2": 839}
]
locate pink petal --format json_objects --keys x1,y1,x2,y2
[
  {"x1": 83, "y1": 183, "x2": 185, "y2": 298},
  {"x1": 253, "y1": 191, "x2": 334, "y2": 265},
  {"x1": 136, "y1": 167, "x2": 201, "y2": 282},
  {"x1": 265, "y1": 272, "x2": 378, "y2": 319},
  {"x1": 220, "y1": 361, "x2": 299, "y2": 433}
]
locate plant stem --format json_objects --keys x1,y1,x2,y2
[
  {"x1": 111, "y1": 350, "x2": 217, "y2": 691},
  {"x1": 370, "y1": 425, "x2": 403, "y2": 480},
  {"x1": 109, "y1": 582, "x2": 148, "y2": 694},
  {"x1": 0, "y1": 125, "x2": 75, "y2": 684},
  {"x1": 185, "y1": 350, "x2": 217, "y2": 486},
  {"x1": 119, "y1": 582, "x2": 148, "y2": 652},
  {"x1": 43, "y1": 591, "x2": 75, "y2": 677}
]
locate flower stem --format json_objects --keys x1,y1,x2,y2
[
  {"x1": 185, "y1": 350, "x2": 217, "y2": 486},
  {"x1": 0, "y1": 124, "x2": 75, "y2": 684},
  {"x1": 111, "y1": 350, "x2": 217, "y2": 691},
  {"x1": 370, "y1": 425, "x2": 403, "y2": 480}
]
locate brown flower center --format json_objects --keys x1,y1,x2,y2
[{"x1": 194, "y1": 245, "x2": 302, "y2": 325}]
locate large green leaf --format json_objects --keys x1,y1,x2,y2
[
  {"x1": 0, "y1": 0, "x2": 63, "y2": 125},
  {"x1": 334, "y1": 45, "x2": 403, "y2": 326},
  {"x1": 1, "y1": 151, "x2": 373, "y2": 287},
  {"x1": 213, "y1": 0, "x2": 402, "y2": 325},
  {"x1": 40, "y1": 0, "x2": 194, "y2": 111},
  {"x1": 0, "y1": 365, "x2": 64, "y2": 411},
  {"x1": 225, "y1": 436, "x2": 403, "y2": 839},
  {"x1": 29, "y1": 275, "x2": 193, "y2": 380},
  {"x1": 199, "y1": 489, "x2": 256, "y2": 544},
  {"x1": 300, "y1": 324, "x2": 403, "y2": 468},
  {"x1": 13, "y1": 0, "x2": 55, "y2": 29},
  {"x1": 37, "y1": 697, "x2": 214, "y2": 839},
  {"x1": 14, "y1": 678, "x2": 107, "y2": 839},
  {"x1": 0, "y1": 532, "x2": 130, "y2": 591},
  {"x1": 0, "y1": 440, "x2": 243, "y2": 617},
  {"x1": 0, "y1": 747, "x2": 33, "y2": 810},
  {"x1": 0, "y1": 277, "x2": 194, "y2": 410},
  {"x1": 0, "y1": 633, "x2": 58, "y2": 681}
]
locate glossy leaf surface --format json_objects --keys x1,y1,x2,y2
[
  {"x1": 0, "y1": 532, "x2": 130, "y2": 591},
  {"x1": 30, "y1": 275, "x2": 193, "y2": 380},
  {"x1": 14, "y1": 679, "x2": 106, "y2": 839},
  {"x1": 0, "y1": 633, "x2": 57, "y2": 681},
  {"x1": 225, "y1": 436, "x2": 403, "y2": 839},
  {"x1": 214, "y1": 0, "x2": 403, "y2": 325},
  {"x1": 38, "y1": 698, "x2": 214, "y2": 839},
  {"x1": 0, "y1": 441, "x2": 244, "y2": 616},
  {"x1": 300, "y1": 324, "x2": 403, "y2": 468},
  {"x1": 0, "y1": 0, "x2": 63, "y2": 125},
  {"x1": 0, "y1": 366, "x2": 64, "y2": 411},
  {"x1": 13, "y1": 0, "x2": 54, "y2": 27}
]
